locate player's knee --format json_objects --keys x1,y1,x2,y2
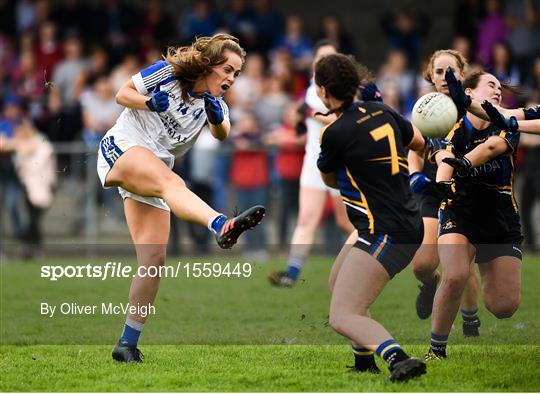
[
  {"x1": 328, "y1": 312, "x2": 346, "y2": 335},
  {"x1": 441, "y1": 272, "x2": 468, "y2": 295},
  {"x1": 412, "y1": 259, "x2": 437, "y2": 281},
  {"x1": 486, "y1": 298, "x2": 520, "y2": 319},
  {"x1": 137, "y1": 246, "x2": 167, "y2": 267}
]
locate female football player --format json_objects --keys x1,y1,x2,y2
[
  {"x1": 316, "y1": 53, "x2": 427, "y2": 382},
  {"x1": 407, "y1": 49, "x2": 482, "y2": 337},
  {"x1": 428, "y1": 71, "x2": 523, "y2": 359},
  {"x1": 97, "y1": 34, "x2": 265, "y2": 362},
  {"x1": 268, "y1": 39, "x2": 354, "y2": 287}
]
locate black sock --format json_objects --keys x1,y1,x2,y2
[
  {"x1": 461, "y1": 308, "x2": 479, "y2": 323},
  {"x1": 351, "y1": 345, "x2": 380, "y2": 372},
  {"x1": 375, "y1": 339, "x2": 409, "y2": 369},
  {"x1": 430, "y1": 332, "x2": 448, "y2": 357}
]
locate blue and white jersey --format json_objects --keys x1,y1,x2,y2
[{"x1": 114, "y1": 60, "x2": 229, "y2": 158}]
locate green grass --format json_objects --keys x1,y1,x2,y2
[{"x1": 1, "y1": 253, "x2": 539, "y2": 391}]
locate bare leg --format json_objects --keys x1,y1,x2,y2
[
  {"x1": 106, "y1": 147, "x2": 220, "y2": 226},
  {"x1": 430, "y1": 233, "x2": 475, "y2": 356},
  {"x1": 329, "y1": 247, "x2": 392, "y2": 349},
  {"x1": 124, "y1": 198, "x2": 170, "y2": 325},
  {"x1": 412, "y1": 218, "x2": 440, "y2": 283},
  {"x1": 328, "y1": 230, "x2": 357, "y2": 293},
  {"x1": 461, "y1": 264, "x2": 480, "y2": 309},
  {"x1": 479, "y1": 256, "x2": 521, "y2": 319}
]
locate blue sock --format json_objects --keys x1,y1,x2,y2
[
  {"x1": 430, "y1": 332, "x2": 448, "y2": 356},
  {"x1": 119, "y1": 317, "x2": 143, "y2": 346},
  {"x1": 286, "y1": 254, "x2": 305, "y2": 280},
  {"x1": 208, "y1": 214, "x2": 228, "y2": 234},
  {"x1": 375, "y1": 339, "x2": 408, "y2": 368}
]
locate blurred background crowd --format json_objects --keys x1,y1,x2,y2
[{"x1": 1, "y1": 0, "x2": 539, "y2": 259}]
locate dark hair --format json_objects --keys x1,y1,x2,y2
[
  {"x1": 314, "y1": 53, "x2": 360, "y2": 114},
  {"x1": 165, "y1": 33, "x2": 246, "y2": 102},
  {"x1": 462, "y1": 70, "x2": 487, "y2": 90},
  {"x1": 314, "y1": 38, "x2": 339, "y2": 53}
]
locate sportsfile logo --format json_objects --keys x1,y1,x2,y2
[{"x1": 40, "y1": 262, "x2": 253, "y2": 281}]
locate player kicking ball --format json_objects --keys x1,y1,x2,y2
[
  {"x1": 96, "y1": 34, "x2": 265, "y2": 362},
  {"x1": 315, "y1": 53, "x2": 427, "y2": 382}
]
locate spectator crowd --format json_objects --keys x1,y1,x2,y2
[{"x1": 1, "y1": 0, "x2": 539, "y2": 259}]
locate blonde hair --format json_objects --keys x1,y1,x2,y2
[
  {"x1": 423, "y1": 49, "x2": 468, "y2": 84},
  {"x1": 165, "y1": 34, "x2": 246, "y2": 102}
]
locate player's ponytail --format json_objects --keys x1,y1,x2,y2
[
  {"x1": 314, "y1": 53, "x2": 361, "y2": 116},
  {"x1": 165, "y1": 34, "x2": 246, "y2": 102}
]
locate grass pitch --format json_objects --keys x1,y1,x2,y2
[{"x1": 1, "y1": 253, "x2": 539, "y2": 391}]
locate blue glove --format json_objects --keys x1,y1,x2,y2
[
  {"x1": 145, "y1": 90, "x2": 169, "y2": 112},
  {"x1": 359, "y1": 83, "x2": 383, "y2": 102},
  {"x1": 409, "y1": 172, "x2": 433, "y2": 195},
  {"x1": 445, "y1": 68, "x2": 470, "y2": 118},
  {"x1": 203, "y1": 92, "x2": 224, "y2": 125},
  {"x1": 481, "y1": 100, "x2": 519, "y2": 132}
]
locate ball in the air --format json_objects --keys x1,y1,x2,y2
[{"x1": 412, "y1": 92, "x2": 459, "y2": 137}]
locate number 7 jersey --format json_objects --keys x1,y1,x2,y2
[{"x1": 317, "y1": 101, "x2": 421, "y2": 235}]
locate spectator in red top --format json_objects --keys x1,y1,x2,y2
[
  {"x1": 34, "y1": 21, "x2": 63, "y2": 78},
  {"x1": 264, "y1": 103, "x2": 306, "y2": 247},
  {"x1": 230, "y1": 112, "x2": 269, "y2": 261}
]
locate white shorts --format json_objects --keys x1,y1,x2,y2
[
  {"x1": 97, "y1": 126, "x2": 174, "y2": 211},
  {"x1": 299, "y1": 151, "x2": 340, "y2": 196}
]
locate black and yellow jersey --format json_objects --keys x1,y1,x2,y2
[
  {"x1": 317, "y1": 101, "x2": 421, "y2": 234},
  {"x1": 447, "y1": 116, "x2": 519, "y2": 195}
]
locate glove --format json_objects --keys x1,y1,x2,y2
[
  {"x1": 145, "y1": 90, "x2": 169, "y2": 112},
  {"x1": 442, "y1": 155, "x2": 472, "y2": 177},
  {"x1": 203, "y1": 92, "x2": 224, "y2": 125},
  {"x1": 359, "y1": 83, "x2": 383, "y2": 102},
  {"x1": 409, "y1": 172, "x2": 433, "y2": 195},
  {"x1": 481, "y1": 100, "x2": 519, "y2": 132},
  {"x1": 433, "y1": 180, "x2": 458, "y2": 200},
  {"x1": 445, "y1": 68, "x2": 470, "y2": 117}
]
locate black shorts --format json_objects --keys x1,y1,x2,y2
[
  {"x1": 354, "y1": 226, "x2": 424, "y2": 278},
  {"x1": 438, "y1": 200, "x2": 523, "y2": 263},
  {"x1": 418, "y1": 193, "x2": 442, "y2": 219}
]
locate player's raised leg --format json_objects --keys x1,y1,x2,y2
[
  {"x1": 106, "y1": 146, "x2": 265, "y2": 249},
  {"x1": 112, "y1": 199, "x2": 170, "y2": 362}
]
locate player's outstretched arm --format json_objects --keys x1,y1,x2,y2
[
  {"x1": 515, "y1": 119, "x2": 540, "y2": 133},
  {"x1": 444, "y1": 68, "x2": 525, "y2": 121},
  {"x1": 482, "y1": 100, "x2": 540, "y2": 134}
]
